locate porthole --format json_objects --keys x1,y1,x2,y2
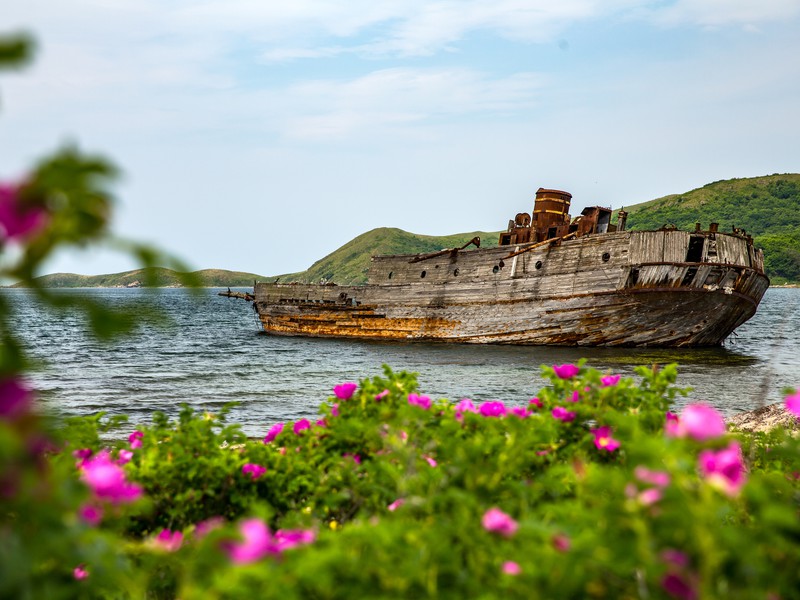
[
  {"x1": 535, "y1": 260, "x2": 543, "y2": 270},
  {"x1": 602, "y1": 252, "x2": 610, "y2": 262},
  {"x1": 388, "y1": 271, "x2": 393, "y2": 279},
  {"x1": 498, "y1": 260, "x2": 505, "y2": 268},
  {"x1": 420, "y1": 270, "x2": 427, "y2": 278},
  {"x1": 492, "y1": 265, "x2": 500, "y2": 274},
  {"x1": 453, "y1": 268, "x2": 460, "y2": 276}
]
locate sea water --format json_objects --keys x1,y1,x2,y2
[{"x1": 3, "y1": 287, "x2": 799, "y2": 437}]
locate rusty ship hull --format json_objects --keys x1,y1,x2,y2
[{"x1": 251, "y1": 189, "x2": 769, "y2": 347}]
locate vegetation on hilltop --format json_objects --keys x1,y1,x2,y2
[
  {"x1": 12, "y1": 267, "x2": 267, "y2": 288},
  {"x1": 271, "y1": 227, "x2": 500, "y2": 285},
  {"x1": 625, "y1": 174, "x2": 800, "y2": 282}
]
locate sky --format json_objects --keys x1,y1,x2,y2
[{"x1": 1, "y1": 0, "x2": 799, "y2": 277}]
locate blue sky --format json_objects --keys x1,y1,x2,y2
[{"x1": 2, "y1": 0, "x2": 799, "y2": 277}]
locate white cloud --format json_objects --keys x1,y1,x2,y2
[{"x1": 643, "y1": 0, "x2": 800, "y2": 28}]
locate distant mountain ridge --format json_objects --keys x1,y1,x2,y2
[
  {"x1": 12, "y1": 268, "x2": 267, "y2": 289},
  {"x1": 14, "y1": 174, "x2": 800, "y2": 287}
]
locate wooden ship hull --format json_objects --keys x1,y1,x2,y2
[{"x1": 251, "y1": 189, "x2": 769, "y2": 347}]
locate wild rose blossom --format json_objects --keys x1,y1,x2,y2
[
  {"x1": 502, "y1": 561, "x2": 521, "y2": 575},
  {"x1": 153, "y1": 529, "x2": 183, "y2": 552},
  {"x1": 551, "y1": 406, "x2": 576, "y2": 422},
  {"x1": 264, "y1": 422, "x2": 284, "y2": 443},
  {"x1": 638, "y1": 488, "x2": 663, "y2": 506},
  {"x1": 667, "y1": 404, "x2": 726, "y2": 441},
  {"x1": 128, "y1": 430, "x2": 144, "y2": 449},
  {"x1": 80, "y1": 450, "x2": 142, "y2": 504},
  {"x1": 591, "y1": 426, "x2": 621, "y2": 452},
  {"x1": 635, "y1": 466, "x2": 671, "y2": 488},
  {"x1": 570, "y1": 390, "x2": 581, "y2": 402},
  {"x1": 73, "y1": 565, "x2": 89, "y2": 580},
  {"x1": 662, "y1": 573, "x2": 698, "y2": 600},
  {"x1": 482, "y1": 507, "x2": 518, "y2": 538},
  {"x1": 454, "y1": 398, "x2": 478, "y2": 421},
  {"x1": 0, "y1": 377, "x2": 34, "y2": 420},
  {"x1": 333, "y1": 382, "x2": 357, "y2": 400},
  {"x1": 407, "y1": 393, "x2": 432, "y2": 410},
  {"x1": 194, "y1": 517, "x2": 225, "y2": 538},
  {"x1": 293, "y1": 419, "x2": 311, "y2": 434},
  {"x1": 375, "y1": 389, "x2": 390, "y2": 401},
  {"x1": 601, "y1": 374, "x2": 621, "y2": 387},
  {"x1": 242, "y1": 463, "x2": 266, "y2": 480},
  {"x1": 331, "y1": 403, "x2": 339, "y2": 417},
  {"x1": 510, "y1": 406, "x2": 530, "y2": 419},
  {"x1": 698, "y1": 441, "x2": 747, "y2": 497},
  {"x1": 479, "y1": 400, "x2": 507, "y2": 417},
  {"x1": 785, "y1": 391, "x2": 800, "y2": 419},
  {"x1": 117, "y1": 449, "x2": 133, "y2": 465},
  {"x1": 0, "y1": 182, "x2": 47, "y2": 241},
  {"x1": 78, "y1": 504, "x2": 103, "y2": 526},
  {"x1": 529, "y1": 397, "x2": 543, "y2": 409},
  {"x1": 387, "y1": 498, "x2": 405, "y2": 512},
  {"x1": 553, "y1": 364, "x2": 580, "y2": 379},
  {"x1": 552, "y1": 533, "x2": 571, "y2": 552},
  {"x1": 343, "y1": 453, "x2": 362, "y2": 464},
  {"x1": 423, "y1": 455, "x2": 437, "y2": 467},
  {"x1": 224, "y1": 519, "x2": 276, "y2": 564},
  {"x1": 224, "y1": 519, "x2": 314, "y2": 564}
]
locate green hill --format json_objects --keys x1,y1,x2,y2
[
  {"x1": 270, "y1": 228, "x2": 500, "y2": 285},
  {"x1": 624, "y1": 174, "x2": 800, "y2": 282},
  {"x1": 13, "y1": 268, "x2": 268, "y2": 288}
]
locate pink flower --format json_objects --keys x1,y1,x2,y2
[
  {"x1": 638, "y1": 488, "x2": 663, "y2": 506},
  {"x1": 698, "y1": 441, "x2": 747, "y2": 497},
  {"x1": 510, "y1": 406, "x2": 530, "y2": 419},
  {"x1": 153, "y1": 529, "x2": 183, "y2": 552},
  {"x1": 665, "y1": 411, "x2": 680, "y2": 436},
  {"x1": 80, "y1": 450, "x2": 142, "y2": 504},
  {"x1": 263, "y1": 422, "x2": 284, "y2": 443},
  {"x1": 128, "y1": 431, "x2": 144, "y2": 449},
  {"x1": 482, "y1": 507, "x2": 518, "y2": 538},
  {"x1": 117, "y1": 449, "x2": 133, "y2": 465},
  {"x1": 552, "y1": 533, "x2": 571, "y2": 552},
  {"x1": 224, "y1": 519, "x2": 276, "y2": 564},
  {"x1": 591, "y1": 426, "x2": 621, "y2": 452},
  {"x1": 529, "y1": 397, "x2": 543, "y2": 409},
  {"x1": 668, "y1": 404, "x2": 726, "y2": 441},
  {"x1": 634, "y1": 466, "x2": 671, "y2": 488},
  {"x1": 502, "y1": 561, "x2": 521, "y2": 575},
  {"x1": 0, "y1": 182, "x2": 47, "y2": 241},
  {"x1": 661, "y1": 549, "x2": 690, "y2": 568},
  {"x1": 387, "y1": 498, "x2": 405, "y2": 512},
  {"x1": 242, "y1": 463, "x2": 266, "y2": 480},
  {"x1": 273, "y1": 529, "x2": 315, "y2": 552},
  {"x1": 331, "y1": 404, "x2": 339, "y2": 417},
  {"x1": 785, "y1": 392, "x2": 800, "y2": 419},
  {"x1": 293, "y1": 419, "x2": 311, "y2": 434},
  {"x1": 423, "y1": 455, "x2": 437, "y2": 467},
  {"x1": 333, "y1": 382, "x2": 357, "y2": 400},
  {"x1": 315, "y1": 418, "x2": 327, "y2": 428},
  {"x1": 479, "y1": 400, "x2": 507, "y2": 417},
  {"x1": 195, "y1": 517, "x2": 225, "y2": 538},
  {"x1": 553, "y1": 364, "x2": 580, "y2": 379},
  {"x1": 73, "y1": 448, "x2": 93, "y2": 467},
  {"x1": 551, "y1": 406, "x2": 576, "y2": 422},
  {"x1": 662, "y1": 573, "x2": 698, "y2": 600},
  {"x1": 73, "y1": 565, "x2": 89, "y2": 580},
  {"x1": 78, "y1": 504, "x2": 103, "y2": 526},
  {"x1": 343, "y1": 453, "x2": 362, "y2": 464},
  {"x1": 408, "y1": 393, "x2": 432, "y2": 410},
  {"x1": 454, "y1": 398, "x2": 478, "y2": 421},
  {"x1": 375, "y1": 389, "x2": 390, "y2": 401},
  {"x1": 0, "y1": 377, "x2": 34, "y2": 420},
  {"x1": 601, "y1": 374, "x2": 621, "y2": 387}
]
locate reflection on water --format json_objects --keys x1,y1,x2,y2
[{"x1": 3, "y1": 287, "x2": 799, "y2": 437}]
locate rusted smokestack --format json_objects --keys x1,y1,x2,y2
[
  {"x1": 616, "y1": 209, "x2": 628, "y2": 232},
  {"x1": 709, "y1": 222, "x2": 719, "y2": 233}
]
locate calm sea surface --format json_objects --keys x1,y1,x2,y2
[{"x1": 3, "y1": 287, "x2": 799, "y2": 437}]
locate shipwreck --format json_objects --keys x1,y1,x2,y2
[{"x1": 246, "y1": 188, "x2": 769, "y2": 346}]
